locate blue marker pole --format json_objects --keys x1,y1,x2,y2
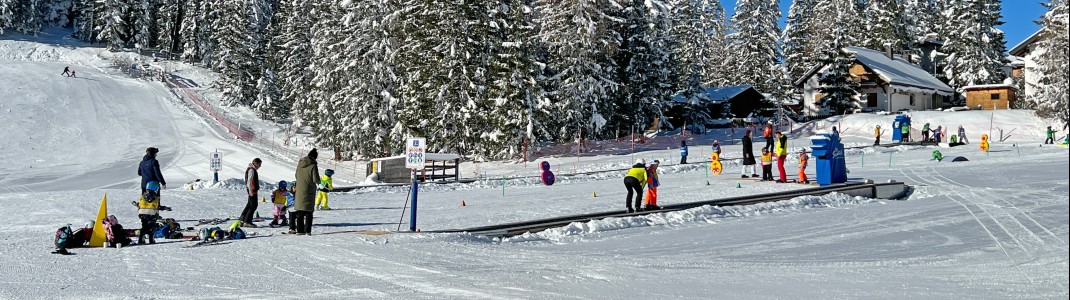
[{"x1": 410, "y1": 171, "x2": 419, "y2": 232}]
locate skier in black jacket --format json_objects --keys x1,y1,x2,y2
[{"x1": 741, "y1": 130, "x2": 758, "y2": 178}]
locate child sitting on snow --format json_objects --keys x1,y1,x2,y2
[
  {"x1": 761, "y1": 148, "x2": 774, "y2": 181},
  {"x1": 270, "y1": 181, "x2": 290, "y2": 227}
]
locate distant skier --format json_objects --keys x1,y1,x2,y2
[
  {"x1": 741, "y1": 130, "x2": 758, "y2": 178},
  {"x1": 1045, "y1": 126, "x2": 1055, "y2": 144},
  {"x1": 901, "y1": 122, "x2": 911, "y2": 142},
  {"x1": 922, "y1": 123, "x2": 931, "y2": 141},
  {"x1": 958, "y1": 125, "x2": 968, "y2": 144},
  {"x1": 711, "y1": 140, "x2": 722, "y2": 156},
  {"x1": 70, "y1": 69, "x2": 76, "y2": 78},
  {"x1": 933, "y1": 126, "x2": 943, "y2": 143},
  {"x1": 797, "y1": 149, "x2": 809, "y2": 184},
  {"x1": 931, "y1": 150, "x2": 944, "y2": 162},
  {"x1": 679, "y1": 140, "x2": 688, "y2": 164},
  {"x1": 623, "y1": 158, "x2": 647, "y2": 213},
  {"x1": 138, "y1": 147, "x2": 166, "y2": 194},
  {"x1": 763, "y1": 121, "x2": 774, "y2": 151},
  {"x1": 241, "y1": 158, "x2": 263, "y2": 227},
  {"x1": 874, "y1": 125, "x2": 882, "y2": 145},
  {"x1": 61, "y1": 66, "x2": 70, "y2": 77}
]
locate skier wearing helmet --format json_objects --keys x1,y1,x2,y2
[
  {"x1": 137, "y1": 181, "x2": 163, "y2": 245},
  {"x1": 316, "y1": 169, "x2": 335, "y2": 210},
  {"x1": 623, "y1": 159, "x2": 648, "y2": 213},
  {"x1": 137, "y1": 147, "x2": 166, "y2": 194},
  {"x1": 711, "y1": 140, "x2": 722, "y2": 156},
  {"x1": 270, "y1": 181, "x2": 290, "y2": 227}
]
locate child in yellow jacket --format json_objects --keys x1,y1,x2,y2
[
  {"x1": 270, "y1": 181, "x2": 290, "y2": 227},
  {"x1": 760, "y1": 149, "x2": 774, "y2": 181}
]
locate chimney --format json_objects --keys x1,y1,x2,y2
[{"x1": 884, "y1": 43, "x2": 894, "y2": 59}]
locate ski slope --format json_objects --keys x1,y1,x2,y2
[{"x1": 2, "y1": 33, "x2": 1068, "y2": 299}]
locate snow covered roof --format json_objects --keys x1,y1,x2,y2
[
  {"x1": 961, "y1": 83, "x2": 1017, "y2": 90},
  {"x1": 1008, "y1": 28, "x2": 1043, "y2": 57},
  {"x1": 796, "y1": 46, "x2": 954, "y2": 96},
  {"x1": 670, "y1": 85, "x2": 762, "y2": 104}
]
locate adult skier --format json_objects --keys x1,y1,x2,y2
[
  {"x1": 958, "y1": 126, "x2": 968, "y2": 144},
  {"x1": 741, "y1": 130, "x2": 758, "y2": 178},
  {"x1": 623, "y1": 159, "x2": 647, "y2": 213},
  {"x1": 137, "y1": 147, "x2": 166, "y2": 194},
  {"x1": 294, "y1": 149, "x2": 321, "y2": 235},
  {"x1": 763, "y1": 121, "x2": 774, "y2": 151},
  {"x1": 775, "y1": 132, "x2": 788, "y2": 183},
  {"x1": 241, "y1": 158, "x2": 262, "y2": 227},
  {"x1": 62, "y1": 66, "x2": 70, "y2": 77}
]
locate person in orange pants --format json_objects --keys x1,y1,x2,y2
[
  {"x1": 775, "y1": 132, "x2": 788, "y2": 183},
  {"x1": 797, "y1": 149, "x2": 809, "y2": 184},
  {"x1": 644, "y1": 160, "x2": 661, "y2": 211}
]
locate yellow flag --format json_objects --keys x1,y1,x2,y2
[{"x1": 88, "y1": 194, "x2": 109, "y2": 247}]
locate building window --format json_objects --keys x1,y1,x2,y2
[
  {"x1": 909, "y1": 94, "x2": 916, "y2": 106},
  {"x1": 867, "y1": 93, "x2": 878, "y2": 107},
  {"x1": 991, "y1": 93, "x2": 1000, "y2": 100}
]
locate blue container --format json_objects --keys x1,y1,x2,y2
[
  {"x1": 892, "y1": 115, "x2": 911, "y2": 142},
  {"x1": 810, "y1": 131, "x2": 848, "y2": 186}
]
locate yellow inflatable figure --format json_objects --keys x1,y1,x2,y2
[
  {"x1": 979, "y1": 134, "x2": 990, "y2": 152},
  {"x1": 709, "y1": 152, "x2": 723, "y2": 175}
]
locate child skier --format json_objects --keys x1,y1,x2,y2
[
  {"x1": 901, "y1": 122, "x2": 910, "y2": 142},
  {"x1": 797, "y1": 149, "x2": 809, "y2": 184},
  {"x1": 644, "y1": 160, "x2": 661, "y2": 211},
  {"x1": 711, "y1": 140, "x2": 722, "y2": 156},
  {"x1": 270, "y1": 181, "x2": 290, "y2": 227},
  {"x1": 679, "y1": 140, "x2": 688, "y2": 164},
  {"x1": 760, "y1": 148, "x2": 774, "y2": 181},
  {"x1": 287, "y1": 181, "x2": 298, "y2": 234},
  {"x1": 874, "y1": 125, "x2": 882, "y2": 145},
  {"x1": 316, "y1": 169, "x2": 334, "y2": 210},
  {"x1": 136, "y1": 181, "x2": 164, "y2": 245},
  {"x1": 623, "y1": 159, "x2": 647, "y2": 213},
  {"x1": 931, "y1": 150, "x2": 944, "y2": 162},
  {"x1": 1045, "y1": 126, "x2": 1055, "y2": 144}
]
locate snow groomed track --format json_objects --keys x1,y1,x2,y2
[{"x1": 434, "y1": 181, "x2": 910, "y2": 238}]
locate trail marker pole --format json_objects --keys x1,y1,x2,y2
[
  {"x1": 861, "y1": 152, "x2": 865, "y2": 168},
  {"x1": 405, "y1": 137, "x2": 425, "y2": 232}
]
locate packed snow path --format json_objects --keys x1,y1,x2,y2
[{"x1": 0, "y1": 59, "x2": 294, "y2": 193}]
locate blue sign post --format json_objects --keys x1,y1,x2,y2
[
  {"x1": 406, "y1": 138, "x2": 425, "y2": 232},
  {"x1": 210, "y1": 151, "x2": 222, "y2": 184}
]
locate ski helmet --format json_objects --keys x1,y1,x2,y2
[
  {"x1": 713, "y1": 140, "x2": 720, "y2": 145},
  {"x1": 324, "y1": 169, "x2": 335, "y2": 176},
  {"x1": 635, "y1": 158, "x2": 645, "y2": 165},
  {"x1": 145, "y1": 181, "x2": 161, "y2": 192},
  {"x1": 278, "y1": 181, "x2": 288, "y2": 188}
]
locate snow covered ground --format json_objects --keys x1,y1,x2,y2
[{"x1": 2, "y1": 33, "x2": 1068, "y2": 299}]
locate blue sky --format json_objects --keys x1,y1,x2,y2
[{"x1": 719, "y1": 0, "x2": 1048, "y2": 50}]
